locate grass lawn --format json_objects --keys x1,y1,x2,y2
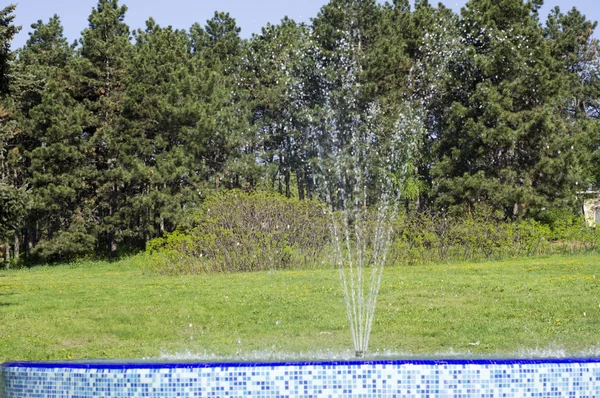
[{"x1": 1, "y1": 253, "x2": 600, "y2": 362}]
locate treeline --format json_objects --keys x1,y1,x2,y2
[{"x1": 0, "y1": 0, "x2": 599, "y2": 264}]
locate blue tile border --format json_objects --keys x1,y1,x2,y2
[
  {"x1": 4, "y1": 357, "x2": 600, "y2": 369},
  {"x1": 4, "y1": 358, "x2": 600, "y2": 397}
]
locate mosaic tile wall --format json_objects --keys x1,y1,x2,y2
[{"x1": 2, "y1": 359, "x2": 600, "y2": 397}]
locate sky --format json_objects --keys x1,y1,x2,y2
[{"x1": 9, "y1": 0, "x2": 600, "y2": 49}]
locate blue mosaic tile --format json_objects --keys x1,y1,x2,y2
[{"x1": 2, "y1": 359, "x2": 600, "y2": 397}]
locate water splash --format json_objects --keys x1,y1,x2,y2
[{"x1": 156, "y1": 344, "x2": 600, "y2": 362}]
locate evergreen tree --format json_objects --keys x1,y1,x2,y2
[
  {"x1": 188, "y1": 12, "x2": 248, "y2": 192},
  {"x1": 545, "y1": 7, "x2": 600, "y2": 191},
  {"x1": 78, "y1": 0, "x2": 132, "y2": 255},
  {"x1": 121, "y1": 19, "x2": 195, "y2": 243},
  {"x1": 311, "y1": 0, "x2": 424, "y2": 207},
  {"x1": 242, "y1": 18, "x2": 317, "y2": 198},
  {"x1": 18, "y1": 15, "x2": 73, "y2": 71},
  {"x1": 380, "y1": 0, "x2": 460, "y2": 209},
  {"x1": 0, "y1": 4, "x2": 19, "y2": 93},
  {"x1": 190, "y1": 11, "x2": 241, "y2": 72},
  {"x1": 26, "y1": 85, "x2": 94, "y2": 261},
  {"x1": 312, "y1": 0, "x2": 381, "y2": 103},
  {"x1": 14, "y1": 15, "x2": 94, "y2": 261},
  {"x1": 367, "y1": 0, "x2": 414, "y2": 107},
  {"x1": 545, "y1": 7, "x2": 599, "y2": 118},
  {"x1": 0, "y1": 4, "x2": 25, "y2": 263},
  {"x1": 431, "y1": 0, "x2": 587, "y2": 218}
]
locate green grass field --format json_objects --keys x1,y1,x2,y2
[{"x1": 1, "y1": 253, "x2": 600, "y2": 362}]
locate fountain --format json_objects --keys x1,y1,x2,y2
[
  {"x1": 289, "y1": 20, "x2": 424, "y2": 357},
  {"x1": 313, "y1": 68, "x2": 421, "y2": 358}
]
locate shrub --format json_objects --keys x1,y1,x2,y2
[
  {"x1": 145, "y1": 191, "x2": 599, "y2": 274},
  {"x1": 146, "y1": 190, "x2": 330, "y2": 274},
  {"x1": 388, "y1": 208, "x2": 592, "y2": 266},
  {"x1": 32, "y1": 224, "x2": 97, "y2": 263}
]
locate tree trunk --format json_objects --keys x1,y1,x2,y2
[
  {"x1": 306, "y1": 167, "x2": 313, "y2": 201},
  {"x1": 13, "y1": 231, "x2": 19, "y2": 260},
  {"x1": 4, "y1": 241, "x2": 10, "y2": 263},
  {"x1": 110, "y1": 234, "x2": 117, "y2": 256},
  {"x1": 26, "y1": 228, "x2": 33, "y2": 256},
  {"x1": 285, "y1": 166, "x2": 291, "y2": 198},
  {"x1": 109, "y1": 183, "x2": 118, "y2": 255},
  {"x1": 414, "y1": 164, "x2": 420, "y2": 211},
  {"x1": 297, "y1": 169, "x2": 305, "y2": 201},
  {"x1": 278, "y1": 172, "x2": 283, "y2": 195}
]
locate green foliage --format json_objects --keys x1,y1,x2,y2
[
  {"x1": 12, "y1": 15, "x2": 94, "y2": 262},
  {"x1": 146, "y1": 190, "x2": 330, "y2": 274},
  {"x1": 430, "y1": 0, "x2": 591, "y2": 217},
  {"x1": 119, "y1": 19, "x2": 196, "y2": 246},
  {"x1": 0, "y1": 4, "x2": 20, "y2": 93},
  {"x1": 240, "y1": 18, "x2": 317, "y2": 197},
  {"x1": 0, "y1": 183, "x2": 29, "y2": 242},
  {"x1": 390, "y1": 207, "x2": 599, "y2": 266},
  {"x1": 189, "y1": 11, "x2": 247, "y2": 193},
  {"x1": 0, "y1": 4, "x2": 26, "y2": 263},
  {"x1": 144, "y1": 193, "x2": 600, "y2": 275},
  {"x1": 78, "y1": 0, "x2": 133, "y2": 255},
  {"x1": 19, "y1": 15, "x2": 72, "y2": 70},
  {"x1": 537, "y1": 209, "x2": 600, "y2": 253},
  {"x1": 32, "y1": 211, "x2": 97, "y2": 262}
]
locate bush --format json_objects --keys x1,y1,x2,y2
[
  {"x1": 388, "y1": 208, "x2": 595, "y2": 266},
  {"x1": 146, "y1": 190, "x2": 330, "y2": 274},
  {"x1": 145, "y1": 192, "x2": 599, "y2": 274},
  {"x1": 32, "y1": 222, "x2": 97, "y2": 263}
]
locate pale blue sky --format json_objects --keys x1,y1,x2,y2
[{"x1": 10, "y1": 0, "x2": 599, "y2": 49}]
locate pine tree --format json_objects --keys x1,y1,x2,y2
[
  {"x1": 0, "y1": 4, "x2": 26, "y2": 263},
  {"x1": 312, "y1": 0, "x2": 381, "y2": 102},
  {"x1": 0, "y1": 4, "x2": 19, "y2": 93},
  {"x1": 242, "y1": 18, "x2": 317, "y2": 198},
  {"x1": 188, "y1": 12, "x2": 247, "y2": 192},
  {"x1": 120, "y1": 18, "x2": 195, "y2": 243},
  {"x1": 190, "y1": 11, "x2": 241, "y2": 72},
  {"x1": 377, "y1": 1, "x2": 460, "y2": 209},
  {"x1": 545, "y1": 7, "x2": 600, "y2": 192},
  {"x1": 430, "y1": 0, "x2": 587, "y2": 218},
  {"x1": 366, "y1": 0, "x2": 413, "y2": 107},
  {"x1": 13, "y1": 15, "x2": 96, "y2": 262},
  {"x1": 78, "y1": 0, "x2": 132, "y2": 255}
]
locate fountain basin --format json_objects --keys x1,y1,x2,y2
[{"x1": 3, "y1": 358, "x2": 600, "y2": 397}]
